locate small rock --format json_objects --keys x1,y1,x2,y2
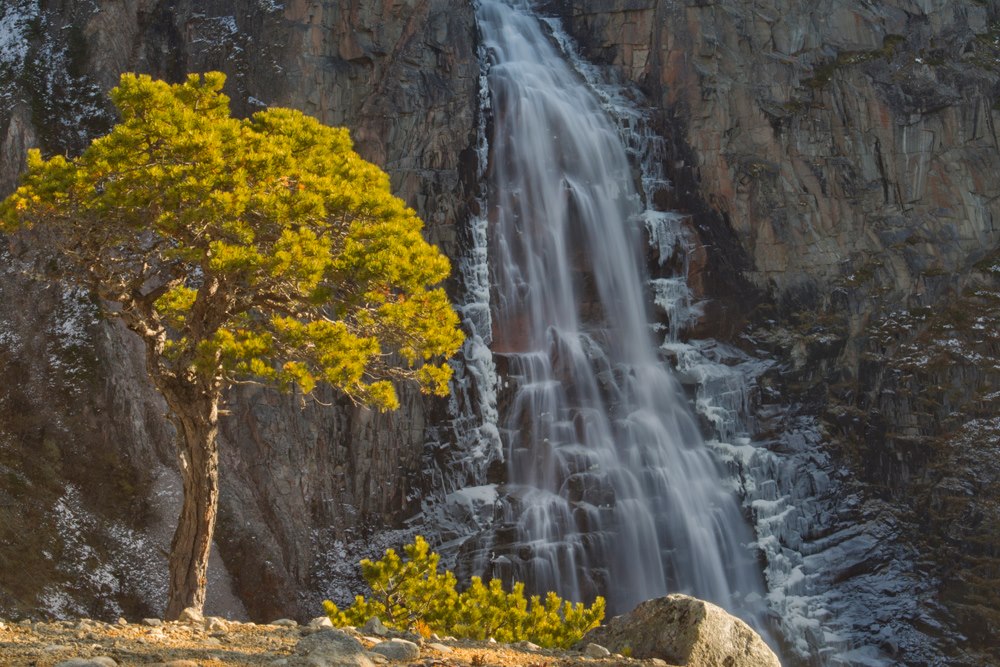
[
  {"x1": 45, "y1": 644, "x2": 72, "y2": 652},
  {"x1": 205, "y1": 616, "x2": 229, "y2": 632},
  {"x1": 647, "y1": 660, "x2": 668, "y2": 667},
  {"x1": 487, "y1": 637, "x2": 497, "y2": 644},
  {"x1": 150, "y1": 661, "x2": 200, "y2": 667},
  {"x1": 204, "y1": 636, "x2": 223, "y2": 646},
  {"x1": 142, "y1": 618, "x2": 164, "y2": 627},
  {"x1": 362, "y1": 635, "x2": 384, "y2": 644},
  {"x1": 309, "y1": 615, "x2": 334, "y2": 630},
  {"x1": 271, "y1": 618, "x2": 298, "y2": 627},
  {"x1": 371, "y1": 638, "x2": 421, "y2": 661},
  {"x1": 367, "y1": 652, "x2": 388, "y2": 664},
  {"x1": 0, "y1": 620, "x2": 6, "y2": 630},
  {"x1": 178, "y1": 607, "x2": 204, "y2": 626},
  {"x1": 584, "y1": 643, "x2": 611, "y2": 658},
  {"x1": 361, "y1": 616, "x2": 389, "y2": 637},
  {"x1": 296, "y1": 628, "x2": 374, "y2": 666},
  {"x1": 116, "y1": 617, "x2": 128, "y2": 626},
  {"x1": 54, "y1": 659, "x2": 118, "y2": 667},
  {"x1": 426, "y1": 642, "x2": 453, "y2": 653},
  {"x1": 515, "y1": 640, "x2": 540, "y2": 651}
]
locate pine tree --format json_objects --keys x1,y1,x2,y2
[
  {"x1": 0, "y1": 72, "x2": 464, "y2": 618},
  {"x1": 324, "y1": 536, "x2": 606, "y2": 648}
]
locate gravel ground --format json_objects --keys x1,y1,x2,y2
[{"x1": 0, "y1": 617, "x2": 672, "y2": 667}]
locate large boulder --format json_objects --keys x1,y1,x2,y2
[{"x1": 583, "y1": 594, "x2": 780, "y2": 667}]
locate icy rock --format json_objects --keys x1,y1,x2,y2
[
  {"x1": 370, "y1": 638, "x2": 420, "y2": 661},
  {"x1": 584, "y1": 643, "x2": 611, "y2": 658},
  {"x1": 296, "y1": 629, "x2": 374, "y2": 666},
  {"x1": 178, "y1": 607, "x2": 204, "y2": 625},
  {"x1": 361, "y1": 617, "x2": 389, "y2": 637},
  {"x1": 55, "y1": 659, "x2": 118, "y2": 667}
]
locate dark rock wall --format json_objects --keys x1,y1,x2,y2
[
  {"x1": 551, "y1": 0, "x2": 1000, "y2": 663},
  {"x1": 0, "y1": 0, "x2": 479, "y2": 621}
]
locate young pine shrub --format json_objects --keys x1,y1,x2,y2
[
  {"x1": 322, "y1": 536, "x2": 459, "y2": 632},
  {"x1": 322, "y1": 536, "x2": 605, "y2": 648}
]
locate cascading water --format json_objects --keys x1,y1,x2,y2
[{"x1": 475, "y1": 0, "x2": 772, "y2": 630}]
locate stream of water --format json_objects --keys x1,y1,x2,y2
[{"x1": 476, "y1": 0, "x2": 771, "y2": 628}]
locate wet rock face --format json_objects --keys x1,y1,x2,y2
[
  {"x1": 562, "y1": 0, "x2": 1000, "y2": 299},
  {"x1": 0, "y1": 0, "x2": 478, "y2": 621}
]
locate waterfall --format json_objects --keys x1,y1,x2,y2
[{"x1": 474, "y1": 0, "x2": 772, "y2": 629}]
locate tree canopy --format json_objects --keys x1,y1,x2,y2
[{"x1": 1, "y1": 71, "x2": 463, "y2": 408}]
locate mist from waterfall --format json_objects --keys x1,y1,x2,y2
[{"x1": 477, "y1": 0, "x2": 770, "y2": 627}]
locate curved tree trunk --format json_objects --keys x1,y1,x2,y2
[{"x1": 162, "y1": 388, "x2": 221, "y2": 620}]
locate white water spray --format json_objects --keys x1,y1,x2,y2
[{"x1": 477, "y1": 0, "x2": 770, "y2": 627}]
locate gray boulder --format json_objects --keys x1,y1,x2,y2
[
  {"x1": 370, "y1": 638, "x2": 420, "y2": 661},
  {"x1": 295, "y1": 629, "x2": 374, "y2": 667},
  {"x1": 583, "y1": 642, "x2": 611, "y2": 658},
  {"x1": 178, "y1": 607, "x2": 204, "y2": 626},
  {"x1": 361, "y1": 617, "x2": 389, "y2": 637},
  {"x1": 55, "y1": 659, "x2": 118, "y2": 667},
  {"x1": 309, "y1": 616, "x2": 334, "y2": 630},
  {"x1": 583, "y1": 594, "x2": 780, "y2": 667}
]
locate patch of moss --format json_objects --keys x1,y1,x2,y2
[{"x1": 800, "y1": 35, "x2": 906, "y2": 91}]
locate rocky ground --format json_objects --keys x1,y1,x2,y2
[{"x1": 0, "y1": 614, "x2": 673, "y2": 667}]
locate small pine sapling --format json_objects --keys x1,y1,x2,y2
[{"x1": 323, "y1": 536, "x2": 605, "y2": 648}]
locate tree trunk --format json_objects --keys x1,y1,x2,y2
[{"x1": 162, "y1": 387, "x2": 221, "y2": 620}]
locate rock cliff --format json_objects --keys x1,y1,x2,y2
[
  {"x1": 3, "y1": 0, "x2": 999, "y2": 664},
  {"x1": 0, "y1": 0, "x2": 479, "y2": 621},
  {"x1": 552, "y1": 0, "x2": 1000, "y2": 663}
]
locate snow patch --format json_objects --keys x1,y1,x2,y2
[{"x1": 0, "y1": 1, "x2": 39, "y2": 67}]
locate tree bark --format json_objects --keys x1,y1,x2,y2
[{"x1": 161, "y1": 383, "x2": 221, "y2": 620}]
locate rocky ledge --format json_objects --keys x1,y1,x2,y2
[
  {"x1": 0, "y1": 614, "x2": 667, "y2": 667},
  {"x1": 0, "y1": 593, "x2": 779, "y2": 667}
]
